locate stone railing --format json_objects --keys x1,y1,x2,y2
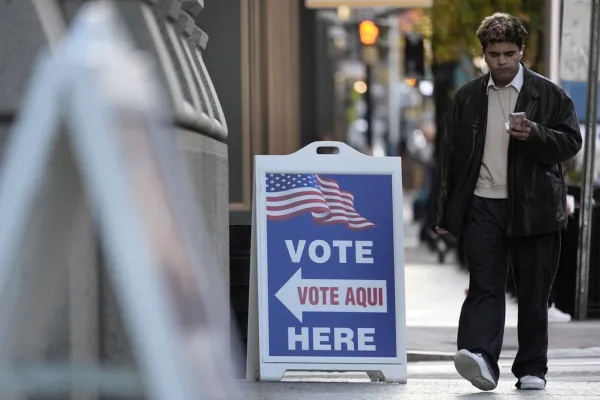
[{"x1": 0, "y1": 1, "x2": 229, "y2": 396}]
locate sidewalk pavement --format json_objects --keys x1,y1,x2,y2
[
  {"x1": 242, "y1": 380, "x2": 600, "y2": 399},
  {"x1": 404, "y1": 250, "x2": 600, "y2": 360},
  {"x1": 242, "y1": 343, "x2": 600, "y2": 398},
  {"x1": 402, "y1": 212, "x2": 600, "y2": 361},
  {"x1": 242, "y1": 357, "x2": 600, "y2": 399}
]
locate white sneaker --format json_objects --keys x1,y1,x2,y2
[
  {"x1": 519, "y1": 375, "x2": 546, "y2": 390},
  {"x1": 548, "y1": 303, "x2": 572, "y2": 322},
  {"x1": 454, "y1": 349, "x2": 497, "y2": 391}
]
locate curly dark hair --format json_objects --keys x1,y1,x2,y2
[{"x1": 476, "y1": 13, "x2": 528, "y2": 49}]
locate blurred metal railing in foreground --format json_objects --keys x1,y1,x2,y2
[{"x1": 0, "y1": 1, "x2": 239, "y2": 399}]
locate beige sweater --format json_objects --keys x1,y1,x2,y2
[{"x1": 474, "y1": 85, "x2": 518, "y2": 199}]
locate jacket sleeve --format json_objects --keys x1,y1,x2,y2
[
  {"x1": 430, "y1": 99, "x2": 459, "y2": 230},
  {"x1": 526, "y1": 89, "x2": 583, "y2": 165}
]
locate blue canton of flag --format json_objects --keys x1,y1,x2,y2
[{"x1": 265, "y1": 173, "x2": 375, "y2": 230}]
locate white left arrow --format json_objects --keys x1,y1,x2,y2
[{"x1": 274, "y1": 268, "x2": 388, "y2": 323}]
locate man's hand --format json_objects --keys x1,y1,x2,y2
[
  {"x1": 435, "y1": 226, "x2": 448, "y2": 235},
  {"x1": 509, "y1": 118, "x2": 532, "y2": 140}
]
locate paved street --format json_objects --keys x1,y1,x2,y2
[
  {"x1": 243, "y1": 347, "x2": 600, "y2": 398},
  {"x1": 243, "y1": 381, "x2": 600, "y2": 399},
  {"x1": 240, "y1": 194, "x2": 600, "y2": 398},
  {"x1": 242, "y1": 358, "x2": 600, "y2": 398}
]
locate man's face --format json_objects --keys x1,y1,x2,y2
[{"x1": 483, "y1": 42, "x2": 523, "y2": 84}]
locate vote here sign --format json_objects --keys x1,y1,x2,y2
[{"x1": 250, "y1": 142, "x2": 406, "y2": 382}]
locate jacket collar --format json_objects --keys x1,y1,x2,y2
[
  {"x1": 482, "y1": 63, "x2": 540, "y2": 99},
  {"x1": 482, "y1": 63, "x2": 540, "y2": 113},
  {"x1": 487, "y1": 63, "x2": 524, "y2": 93}
]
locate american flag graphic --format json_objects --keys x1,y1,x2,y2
[{"x1": 265, "y1": 173, "x2": 376, "y2": 230}]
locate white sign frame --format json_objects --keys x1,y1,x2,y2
[
  {"x1": 0, "y1": 3, "x2": 238, "y2": 399},
  {"x1": 246, "y1": 141, "x2": 407, "y2": 383}
]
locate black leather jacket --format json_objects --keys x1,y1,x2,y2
[{"x1": 431, "y1": 65, "x2": 582, "y2": 238}]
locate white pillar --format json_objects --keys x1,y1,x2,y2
[
  {"x1": 545, "y1": 0, "x2": 562, "y2": 84},
  {"x1": 387, "y1": 15, "x2": 401, "y2": 156}
]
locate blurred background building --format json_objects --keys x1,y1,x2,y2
[{"x1": 201, "y1": 0, "x2": 557, "y2": 226}]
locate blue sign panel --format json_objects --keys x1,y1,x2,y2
[
  {"x1": 264, "y1": 172, "x2": 396, "y2": 358},
  {"x1": 562, "y1": 80, "x2": 600, "y2": 122}
]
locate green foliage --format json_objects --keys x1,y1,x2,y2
[
  {"x1": 428, "y1": 0, "x2": 546, "y2": 67},
  {"x1": 567, "y1": 169, "x2": 583, "y2": 186}
]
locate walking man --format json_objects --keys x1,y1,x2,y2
[{"x1": 431, "y1": 13, "x2": 582, "y2": 391}]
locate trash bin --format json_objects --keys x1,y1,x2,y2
[{"x1": 554, "y1": 185, "x2": 600, "y2": 318}]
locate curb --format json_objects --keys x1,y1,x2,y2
[
  {"x1": 407, "y1": 351, "x2": 454, "y2": 362},
  {"x1": 408, "y1": 347, "x2": 600, "y2": 362}
]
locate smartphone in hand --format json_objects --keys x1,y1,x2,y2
[{"x1": 509, "y1": 112, "x2": 527, "y2": 131}]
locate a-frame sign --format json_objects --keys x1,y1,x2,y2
[{"x1": 0, "y1": 2, "x2": 238, "y2": 399}]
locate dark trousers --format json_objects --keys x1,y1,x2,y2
[
  {"x1": 457, "y1": 196, "x2": 561, "y2": 381},
  {"x1": 506, "y1": 271, "x2": 557, "y2": 308}
]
